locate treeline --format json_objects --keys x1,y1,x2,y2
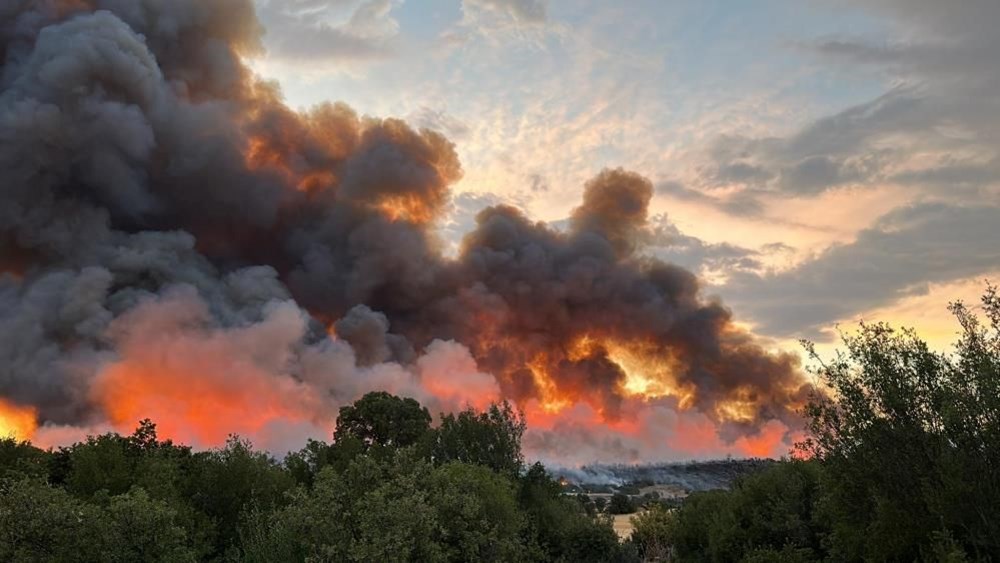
[
  {"x1": 629, "y1": 290, "x2": 1000, "y2": 562},
  {"x1": 1, "y1": 396, "x2": 638, "y2": 562},
  {"x1": 4, "y1": 290, "x2": 1000, "y2": 562}
]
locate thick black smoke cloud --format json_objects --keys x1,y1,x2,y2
[{"x1": 0, "y1": 0, "x2": 811, "y2": 448}]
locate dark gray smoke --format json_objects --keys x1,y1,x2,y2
[{"x1": 0, "y1": 0, "x2": 812, "y2": 454}]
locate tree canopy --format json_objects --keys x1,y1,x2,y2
[
  {"x1": 0, "y1": 395, "x2": 634, "y2": 562},
  {"x1": 334, "y1": 391, "x2": 432, "y2": 450},
  {"x1": 630, "y1": 288, "x2": 1000, "y2": 562}
]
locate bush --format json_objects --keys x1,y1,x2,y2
[
  {"x1": 608, "y1": 492, "x2": 637, "y2": 514},
  {"x1": 629, "y1": 503, "x2": 675, "y2": 561}
]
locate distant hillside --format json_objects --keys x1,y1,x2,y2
[{"x1": 552, "y1": 458, "x2": 776, "y2": 493}]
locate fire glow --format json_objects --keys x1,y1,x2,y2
[
  {"x1": 0, "y1": 0, "x2": 813, "y2": 464},
  {"x1": 0, "y1": 399, "x2": 36, "y2": 442}
]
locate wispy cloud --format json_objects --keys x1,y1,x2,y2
[{"x1": 256, "y1": 0, "x2": 401, "y2": 63}]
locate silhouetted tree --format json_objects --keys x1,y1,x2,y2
[
  {"x1": 431, "y1": 401, "x2": 525, "y2": 476},
  {"x1": 608, "y1": 493, "x2": 636, "y2": 515},
  {"x1": 334, "y1": 392, "x2": 431, "y2": 449},
  {"x1": 801, "y1": 287, "x2": 1000, "y2": 561}
]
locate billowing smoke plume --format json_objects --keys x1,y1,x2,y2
[{"x1": 0, "y1": 0, "x2": 812, "y2": 460}]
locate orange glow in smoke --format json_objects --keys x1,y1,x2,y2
[
  {"x1": 602, "y1": 340, "x2": 693, "y2": 404},
  {"x1": 94, "y1": 362, "x2": 322, "y2": 447},
  {"x1": 89, "y1": 303, "x2": 329, "y2": 448},
  {"x1": 567, "y1": 334, "x2": 689, "y2": 400},
  {"x1": 245, "y1": 136, "x2": 336, "y2": 193},
  {"x1": 715, "y1": 389, "x2": 760, "y2": 424},
  {"x1": 53, "y1": 0, "x2": 94, "y2": 17},
  {"x1": 734, "y1": 421, "x2": 792, "y2": 458},
  {"x1": 527, "y1": 355, "x2": 573, "y2": 414},
  {"x1": 508, "y1": 333, "x2": 797, "y2": 459},
  {"x1": 0, "y1": 398, "x2": 37, "y2": 441},
  {"x1": 375, "y1": 194, "x2": 437, "y2": 224},
  {"x1": 563, "y1": 334, "x2": 699, "y2": 408}
]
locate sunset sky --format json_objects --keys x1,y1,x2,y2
[{"x1": 252, "y1": 0, "x2": 1000, "y2": 353}]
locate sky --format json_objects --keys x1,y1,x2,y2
[{"x1": 247, "y1": 0, "x2": 1000, "y2": 357}]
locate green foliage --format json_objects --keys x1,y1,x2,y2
[
  {"x1": 656, "y1": 287, "x2": 1000, "y2": 562},
  {"x1": 101, "y1": 487, "x2": 197, "y2": 562},
  {"x1": 5, "y1": 401, "x2": 545, "y2": 562},
  {"x1": 237, "y1": 396, "x2": 635, "y2": 562},
  {"x1": 0, "y1": 478, "x2": 195, "y2": 563},
  {"x1": 285, "y1": 433, "x2": 367, "y2": 487},
  {"x1": 334, "y1": 391, "x2": 431, "y2": 449},
  {"x1": 0, "y1": 438, "x2": 49, "y2": 479},
  {"x1": 666, "y1": 461, "x2": 824, "y2": 562},
  {"x1": 629, "y1": 503, "x2": 675, "y2": 561},
  {"x1": 0, "y1": 477, "x2": 107, "y2": 562},
  {"x1": 740, "y1": 545, "x2": 817, "y2": 563},
  {"x1": 429, "y1": 462, "x2": 525, "y2": 561},
  {"x1": 430, "y1": 401, "x2": 526, "y2": 476},
  {"x1": 56, "y1": 420, "x2": 192, "y2": 502},
  {"x1": 576, "y1": 493, "x2": 597, "y2": 517},
  {"x1": 61, "y1": 433, "x2": 137, "y2": 498},
  {"x1": 608, "y1": 492, "x2": 637, "y2": 514},
  {"x1": 517, "y1": 462, "x2": 623, "y2": 562},
  {"x1": 183, "y1": 436, "x2": 295, "y2": 558},
  {"x1": 801, "y1": 287, "x2": 1000, "y2": 561},
  {"x1": 247, "y1": 454, "x2": 516, "y2": 562}
]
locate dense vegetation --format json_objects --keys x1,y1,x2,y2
[
  {"x1": 4, "y1": 289, "x2": 1000, "y2": 562},
  {"x1": 631, "y1": 289, "x2": 1000, "y2": 562},
  {"x1": 0, "y1": 393, "x2": 635, "y2": 562}
]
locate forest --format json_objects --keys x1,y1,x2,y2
[{"x1": 2, "y1": 291, "x2": 999, "y2": 562}]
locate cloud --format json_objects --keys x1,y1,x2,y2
[
  {"x1": 658, "y1": 0, "x2": 1000, "y2": 340},
  {"x1": 463, "y1": 0, "x2": 547, "y2": 26},
  {"x1": 698, "y1": 89, "x2": 924, "y2": 198},
  {"x1": 688, "y1": 0, "x2": 1000, "y2": 205},
  {"x1": 644, "y1": 214, "x2": 767, "y2": 279},
  {"x1": 256, "y1": 0, "x2": 400, "y2": 63},
  {"x1": 446, "y1": 0, "x2": 551, "y2": 44},
  {"x1": 723, "y1": 203, "x2": 1000, "y2": 339},
  {"x1": 407, "y1": 106, "x2": 472, "y2": 140}
]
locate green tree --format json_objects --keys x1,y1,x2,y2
[
  {"x1": 802, "y1": 287, "x2": 1000, "y2": 561},
  {"x1": 56, "y1": 420, "x2": 191, "y2": 502},
  {"x1": 102, "y1": 487, "x2": 196, "y2": 563},
  {"x1": 429, "y1": 462, "x2": 525, "y2": 561},
  {"x1": 740, "y1": 546, "x2": 817, "y2": 563},
  {"x1": 608, "y1": 492, "x2": 636, "y2": 515},
  {"x1": 666, "y1": 461, "x2": 823, "y2": 562},
  {"x1": 517, "y1": 462, "x2": 625, "y2": 562},
  {"x1": 431, "y1": 401, "x2": 526, "y2": 476},
  {"x1": 334, "y1": 392, "x2": 432, "y2": 450},
  {"x1": 0, "y1": 477, "x2": 107, "y2": 562},
  {"x1": 629, "y1": 503, "x2": 675, "y2": 561},
  {"x1": 0, "y1": 438, "x2": 49, "y2": 479},
  {"x1": 667, "y1": 489, "x2": 730, "y2": 559},
  {"x1": 184, "y1": 436, "x2": 294, "y2": 558},
  {"x1": 61, "y1": 433, "x2": 136, "y2": 498},
  {"x1": 249, "y1": 451, "x2": 444, "y2": 562},
  {"x1": 284, "y1": 434, "x2": 364, "y2": 486},
  {"x1": 0, "y1": 478, "x2": 196, "y2": 563}
]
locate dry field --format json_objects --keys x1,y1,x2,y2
[{"x1": 613, "y1": 513, "x2": 639, "y2": 540}]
